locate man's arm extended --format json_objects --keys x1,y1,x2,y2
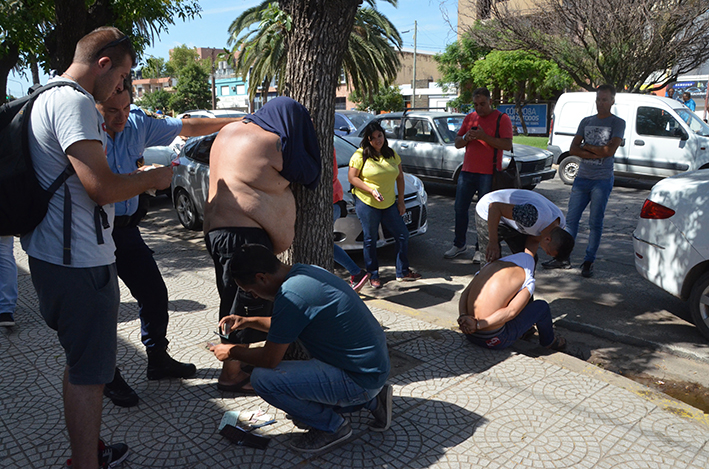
[
  {"x1": 67, "y1": 140, "x2": 172, "y2": 206},
  {"x1": 180, "y1": 117, "x2": 243, "y2": 137},
  {"x1": 485, "y1": 202, "x2": 515, "y2": 262},
  {"x1": 211, "y1": 341, "x2": 290, "y2": 369}
]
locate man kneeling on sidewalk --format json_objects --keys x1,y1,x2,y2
[
  {"x1": 210, "y1": 244, "x2": 392, "y2": 453},
  {"x1": 458, "y1": 249, "x2": 566, "y2": 351}
]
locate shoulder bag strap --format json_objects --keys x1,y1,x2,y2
[{"x1": 492, "y1": 111, "x2": 503, "y2": 172}]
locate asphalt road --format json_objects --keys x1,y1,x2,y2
[{"x1": 143, "y1": 171, "x2": 709, "y2": 409}]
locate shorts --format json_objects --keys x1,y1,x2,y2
[
  {"x1": 29, "y1": 257, "x2": 119, "y2": 385},
  {"x1": 205, "y1": 227, "x2": 274, "y2": 344}
]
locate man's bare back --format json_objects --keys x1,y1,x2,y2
[
  {"x1": 462, "y1": 262, "x2": 525, "y2": 330},
  {"x1": 204, "y1": 121, "x2": 295, "y2": 254}
]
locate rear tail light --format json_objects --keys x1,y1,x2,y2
[{"x1": 640, "y1": 199, "x2": 675, "y2": 219}]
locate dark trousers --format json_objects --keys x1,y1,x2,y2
[{"x1": 113, "y1": 225, "x2": 169, "y2": 350}]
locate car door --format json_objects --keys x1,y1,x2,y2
[
  {"x1": 399, "y1": 117, "x2": 443, "y2": 177},
  {"x1": 629, "y1": 106, "x2": 691, "y2": 178}
]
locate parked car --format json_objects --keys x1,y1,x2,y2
[
  {"x1": 632, "y1": 169, "x2": 709, "y2": 340},
  {"x1": 143, "y1": 145, "x2": 178, "y2": 167},
  {"x1": 343, "y1": 111, "x2": 556, "y2": 189},
  {"x1": 548, "y1": 92, "x2": 709, "y2": 185},
  {"x1": 171, "y1": 134, "x2": 429, "y2": 251},
  {"x1": 176, "y1": 109, "x2": 247, "y2": 119},
  {"x1": 335, "y1": 110, "x2": 375, "y2": 136}
]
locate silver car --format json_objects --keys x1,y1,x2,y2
[
  {"x1": 344, "y1": 111, "x2": 556, "y2": 189},
  {"x1": 171, "y1": 134, "x2": 429, "y2": 251}
]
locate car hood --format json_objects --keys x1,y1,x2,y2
[{"x1": 508, "y1": 143, "x2": 553, "y2": 161}]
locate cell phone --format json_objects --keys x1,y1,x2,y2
[{"x1": 470, "y1": 126, "x2": 478, "y2": 130}]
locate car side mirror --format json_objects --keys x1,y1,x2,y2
[
  {"x1": 338, "y1": 126, "x2": 350, "y2": 134},
  {"x1": 674, "y1": 128, "x2": 689, "y2": 140}
]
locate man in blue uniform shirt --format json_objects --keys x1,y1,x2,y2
[{"x1": 98, "y1": 85, "x2": 240, "y2": 407}]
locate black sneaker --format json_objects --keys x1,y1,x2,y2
[
  {"x1": 104, "y1": 367, "x2": 139, "y2": 408},
  {"x1": 146, "y1": 348, "x2": 197, "y2": 380},
  {"x1": 65, "y1": 439, "x2": 128, "y2": 468},
  {"x1": 350, "y1": 270, "x2": 371, "y2": 293},
  {"x1": 581, "y1": 261, "x2": 594, "y2": 278},
  {"x1": 541, "y1": 258, "x2": 571, "y2": 270},
  {"x1": 0, "y1": 312, "x2": 15, "y2": 327},
  {"x1": 369, "y1": 384, "x2": 392, "y2": 432},
  {"x1": 288, "y1": 420, "x2": 352, "y2": 453}
]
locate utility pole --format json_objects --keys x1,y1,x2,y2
[{"x1": 412, "y1": 20, "x2": 417, "y2": 109}]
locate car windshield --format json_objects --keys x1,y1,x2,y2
[
  {"x1": 433, "y1": 117, "x2": 464, "y2": 143},
  {"x1": 334, "y1": 136, "x2": 358, "y2": 167},
  {"x1": 347, "y1": 113, "x2": 374, "y2": 130},
  {"x1": 674, "y1": 108, "x2": 709, "y2": 136}
]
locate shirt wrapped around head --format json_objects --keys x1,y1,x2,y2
[{"x1": 245, "y1": 96, "x2": 321, "y2": 190}]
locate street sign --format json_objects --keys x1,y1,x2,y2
[{"x1": 498, "y1": 104, "x2": 548, "y2": 134}]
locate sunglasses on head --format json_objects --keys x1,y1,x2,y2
[{"x1": 95, "y1": 36, "x2": 130, "y2": 58}]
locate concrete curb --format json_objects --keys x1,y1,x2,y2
[{"x1": 363, "y1": 295, "x2": 709, "y2": 429}]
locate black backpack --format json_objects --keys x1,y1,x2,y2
[{"x1": 0, "y1": 81, "x2": 83, "y2": 264}]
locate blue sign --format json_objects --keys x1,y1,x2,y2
[{"x1": 498, "y1": 104, "x2": 548, "y2": 134}]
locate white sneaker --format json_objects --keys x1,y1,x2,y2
[
  {"x1": 472, "y1": 250, "x2": 485, "y2": 264},
  {"x1": 443, "y1": 245, "x2": 467, "y2": 259}
]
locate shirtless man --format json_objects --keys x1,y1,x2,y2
[
  {"x1": 204, "y1": 97, "x2": 320, "y2": 393},
  {"x1": 457, "y1": 250, "x2": 565, "y2": 350}
]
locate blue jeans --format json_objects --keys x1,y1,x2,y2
[
  {"x1": 251, "y1": 359, "x2": 381, "y2": 432},
  {"x1": 465, "y1": 300, "x2": 554, "y2": 349},
  {"x1": 565, "y1": 176, "x2": 613, "y2": 263},
  {"x1": 354, "y1": 198, "x2": 410, "y2": 279},
  {"x1": 113, "y1": 226, "x2": 169, "y2": 350},
  {"x1": 334, "y1": 203, "x2": 361, "y2": 276},
  {"x1": 454, "y1": 171, "x2": 493, "y2": 248},
  {"x1": 0, "y1": 236, "x2": 17, "y2": 314}
]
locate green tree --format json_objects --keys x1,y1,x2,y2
[
  {"x1": 472, "y1": 50, "x2": 572, "y2": 134},
  {"x1": 434, "y1": 33, "x2": 491, "y2": 109},
  {"x1": 227, "y1": 1, "x2": 401, "y2": 102},
  {"x1": 166, "y1": 44, "x2": 211, "y2": 77},
  {"x1": 466, "y1": 0, "x2": 709, "y2": 92},
  {"x1": 169, "y1": 62, "x2": 212, "y2": 113},
  {"x1": 141, "y1": 56, "x2": 168, "y2": 79},
  {"x1": 0, "y1": 0, "x2": 201, "y2": 100},
  {"x1": 138, "y1": 88, "x2": 172, "y2": 112},
  {"x1": 349, "y1": 84, "x2": 403, "y2": 113}
]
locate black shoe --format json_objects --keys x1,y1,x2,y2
[
  {"x1": 541, "y1": 258, "x2": 571, "y2": 270},
  {"x1": 289, "y1": 420, "x2": 352, "y2": 453},
  {"x1": 146, "y1": 348, "x2": 197, "y2": 380},
  {"x1": 104, "y1": 367, "x2": 139, "y2": 408},
  {"x1": 369, "y1": 384, "x2": 392, "y2": 432},
  {"x1": 581, "y1": 261, "x2": 594, "y2": 278},
  {"x1": 0, "y1": 312, "x2": 15, "y2": 327},
  {"x1": 65, "y1": 439, "x2": 128, "y2": 468}
]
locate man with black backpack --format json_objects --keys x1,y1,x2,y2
[
  {"x1": 21, "y1": 28, "x2": 172, "y2": 469},
  {"x1": 96, "y1": 86, "x2": 240, "y2": 408}
]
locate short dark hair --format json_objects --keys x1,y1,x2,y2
[
  {"x1": 596, "y1": 84, "x2": 616, "y2": 97},
  {"x1": 74, "y1": 27, "x2": 136, "y2": 68},
  {"x1": 229, "y1": 244, "x2": 280, "y2": 286},
  {"x1": 550, "y1": 227, "x2": 575, "y2": 260},
  {"x1": 472, "y1": 87, "x2": 491, "y2": 99}
]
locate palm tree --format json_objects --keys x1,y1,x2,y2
[{"x1": 227, "y1": 1, "x2": 401, "y2": 102}]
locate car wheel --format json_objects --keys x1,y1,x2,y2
[
  {"x1": 689, "y1": 271, "x2": 709, "y2": 341},
  {"x1": 174, "y1": 189, "x2": 202, "y2": 231},
  {"x1": 558, "y1": 155, "x2": 581, "y2": 185}
]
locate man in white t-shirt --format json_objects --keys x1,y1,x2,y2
[
  {"x1": 458, "y1": 250, "x2": 565, "y2": 350},
  {"x1": 475, "y1": 189, "x2": 574, "y2": 264},
  {"x1": 22, "y1": 28, "x2": 172, "y2": 469}
]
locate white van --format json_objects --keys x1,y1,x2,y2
[{"x1": 547, "y1": 92, "x2": 709, "y2": 184}]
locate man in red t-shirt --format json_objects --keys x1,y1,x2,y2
[{"x1": 444, "y1": 87, "x2": 513, "y2": 262}]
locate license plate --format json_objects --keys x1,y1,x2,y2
[
  {"x1": 532, "y1": 176, "x2": 542, "y2": 184},
  {"x1": 402, "y1": 211, "x2": 412, "y2": 224}
]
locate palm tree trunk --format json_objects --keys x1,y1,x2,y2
[{"x1": 279, "y1": 0, "x2": 360, "y2": 268}]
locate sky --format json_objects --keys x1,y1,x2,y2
[{"x1": 7, "y1": 0, "x2": 459, "y2": 97}]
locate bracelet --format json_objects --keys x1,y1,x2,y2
[{"x1": 475, "y1": 319, "x2": 479, "y2": 331}]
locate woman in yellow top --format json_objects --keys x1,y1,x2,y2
[{"x1": 348, "y1": 122, "x2": 421, "y2": 289}]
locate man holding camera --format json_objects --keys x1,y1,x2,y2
[{"x1": 444, "y1": 87, "x2": 513, "y2": 263}]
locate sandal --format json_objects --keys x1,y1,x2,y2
[
  {"x1": 217, "y1": 376, "x2": 256, "y2": 394},
  {"x1": 545, "y1": 336, "x2": 567, "y2": 351}
]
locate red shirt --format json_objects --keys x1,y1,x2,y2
[
  {"x1": 333, "y1": 151, "x2": 344, "y2": 203},
  {"x1": 457, "y1": 110, "x2": 513, "y2": 174}
]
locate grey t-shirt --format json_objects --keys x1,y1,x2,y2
[
  {"x1": 576, "y1": 114, "x2": 626, "y2": 180},
  {"x1": 21, "y1": 78, "x2": 114, "y2": 267}
]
